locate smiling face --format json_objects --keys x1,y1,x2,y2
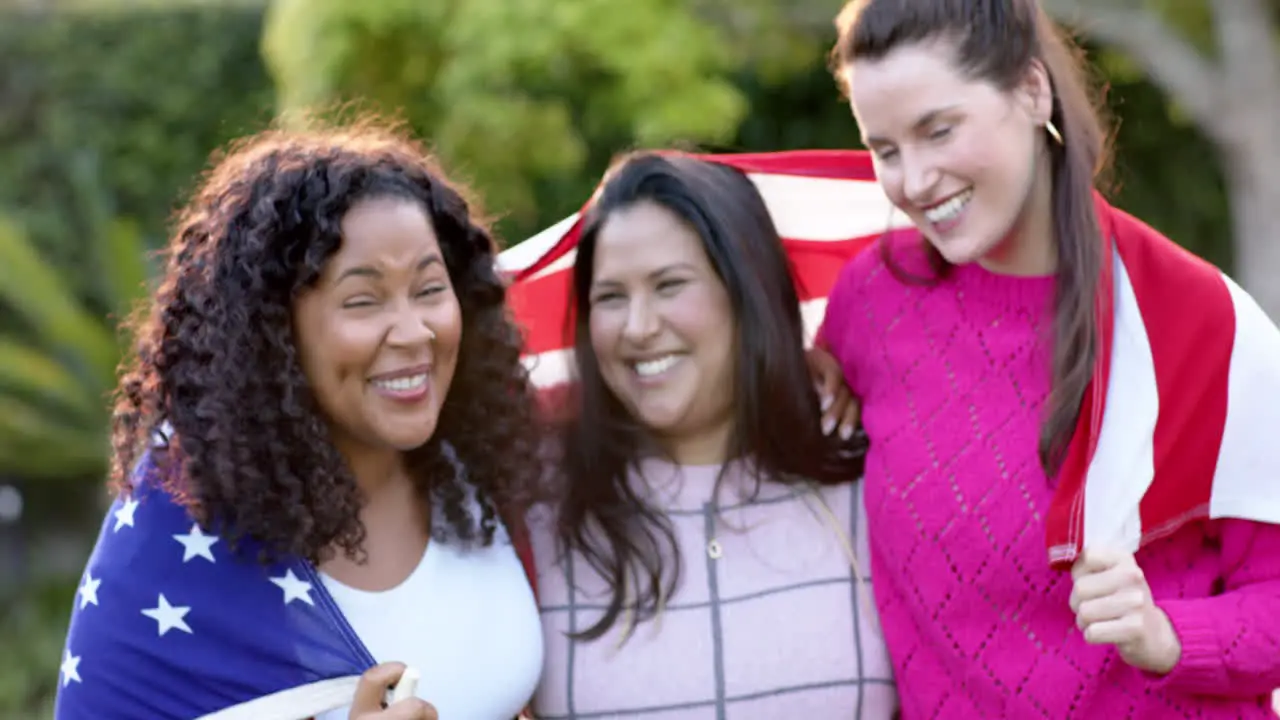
[
  {"x1": 292, "y1": 195, "x2": 462, "y2": 454},
  {"x1": 848, "y1": 39, "x2": 1055, "y2": 273},
  {"x1": 587, "y1": 201, "x2": 736, "y2": 454}
]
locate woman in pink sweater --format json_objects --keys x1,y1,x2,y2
[
  {"x1": 530, "y1": 151, "x2": 897, "y2": 718},
  {"x1": 812, "y1": 0, "x2": 1280, "y2": 717}
]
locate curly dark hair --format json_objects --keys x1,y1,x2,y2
[{"x1": 109, "y1": 118, "x2": 544, "y2": 564}]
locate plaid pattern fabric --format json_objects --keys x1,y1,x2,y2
[{"x1": 530, "y1": 459, "x2": 898, "y2": 719}]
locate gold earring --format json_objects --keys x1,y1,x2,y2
[{"x1": 1045, "y1": 120, "x2": 1064, "y2": 145}]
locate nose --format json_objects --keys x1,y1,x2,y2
[
  {"x1": 901, "y1": 150, "x2": 940, "y2": 207},
  {"x1": 385, "y1": 303, "x2": 435, "y2": 349},
  {"x1": 621, "y1": 294, "x2": 661, "y2": 344}
]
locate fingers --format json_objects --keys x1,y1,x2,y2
[
  {"x1": 823, "y1": 389, "x2": 861, "y2": 438},
  {"x1": 838, "y1": 396, "x2": 861, "y2": 440},
  {"x1": 807, "y1": 346, "x2": 860, "y2": 438},
  {"x1": 1069, "y1": 561, "x2": 1145, "y2": 613},
  {"x1": 822, "y1": 391, "x2": 844, "y2": 435},
  {"x1": 1073, "y1": 587, "x2": 1146, "y2": 630},
  {"x1": 1070, "y1": 547, "x2": 1129, "y2": 580},
  {"x1": 350, "y1": 662, "x2": 406, "y2": 717},
  {"x1": 1069, "y1": 548, "x2": 1153, "y2": 651},
  {"x1": 1079, "y1": 612, "x2": 1145, "y2": 646},
  {"x1": 806, "y1": 347, "x2": 842, "y2": 409},
  {"x1": 380, "y1": 697, "x2": 439, "y2": 720}
]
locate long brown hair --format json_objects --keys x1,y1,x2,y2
[
  {"x1": 556, "y1": 152, "x2": 867, "y2": 640},
  {"x1": 831, "y1": 0, "x2": 1112, "y2": 476}
]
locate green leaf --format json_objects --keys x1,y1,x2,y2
[
  {"x1": 99, "y1": 217, "x2": 152, "y2": 318},
  {"x1": 0, "y1": 396, "x2": 107, "y2": 479},
  {"x1": 0, "y1": 339, "x2": 99, "y2": 419},
  {"x1": 262, "y1": 0, "x2": 750, "y2": 229},
  {"x1": 0, "y1": 218, "x2": 117, "y2": 375}
]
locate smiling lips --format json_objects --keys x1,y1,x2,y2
[
  {"x1": 631, "y1": 354, "x2": 682, "y2": 383},
  {"x1": 369, "y1": 365, "x2": 432, "y2": 403},
  {"x1": 922, "y1": 188, "x2": 973, "y2": 232}
]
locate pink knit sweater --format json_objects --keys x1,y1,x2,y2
[{"x1": 818, "y1": 235, "x2": 1280, "y2": 719}]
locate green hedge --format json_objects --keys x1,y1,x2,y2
[{"x1": 0, "y1": 5, "x2": 275, "y2": 315}]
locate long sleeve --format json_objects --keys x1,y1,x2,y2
[{"x1": 1155, "y1": 518, "x2": 1280, "y2": 697}]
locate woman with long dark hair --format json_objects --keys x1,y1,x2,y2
[
  {"x1": 531, "y1": 151, "x2": 897, "y2": 719},
  {"x1": 55, "y1": 120, "x2": 545, "y2": 720},
  {"x1": 812, "y1": 0, "x2": 1280, "y2": 716}
]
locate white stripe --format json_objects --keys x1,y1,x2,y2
[
  {"x1": 523, "y1": 298, "x2": 831, "y2": 388},
  {"x1": 747, "y1": 172, "x2": 911, "y2": 241},
  {"x1": 523, "y1": 247, "x2": 577, "y2": 282},
  {"x1": 497, "y1": 213, "x2": 580, "y2": 273},
  {"x1": 195, "y1": 676, "x2": 360, "y2": 720},
  {"x1": 800, "y1": 298, "x2": 828, "y2": 348},
  {"x1": 1206, "y1": 273, "x2": 1280, "y2": 523},
  {"x1": 1081, "y1": 251, "x2": 1159, "y2": 554},
  {"x1": 523, "y1": 347, "x2": 574, "y2": 389}
]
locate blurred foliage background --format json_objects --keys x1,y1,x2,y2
[{"x1": 0, "y1": 0, "x2": 1272, "y2": 716}]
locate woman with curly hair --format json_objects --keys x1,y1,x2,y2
[{"x1": 54, "y1": 120, "x2": 545, "y2": 720}]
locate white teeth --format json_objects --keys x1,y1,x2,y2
[
  {"x1": 923, "y1": 190, "x2": 972, "y2": 224},
  {"x1": 634, "y1": 355, "x2": 679, "y2": 377},
  {"x1": 371, "y1": 374, "x2": 427, "y2": 392}
]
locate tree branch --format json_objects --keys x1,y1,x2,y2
[
  {"x1": 1039, "y1": 1, "x2": 1231, "y2": 146},
  {"x1": 1210, "y1": 0, "x2": 1280, "y2": 83},
  {"x1": 1209, "y1": 0, "x2": 1280, "y2": 153}
]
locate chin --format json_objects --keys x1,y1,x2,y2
[
  {"x1": 925, "y1": 233, "x2": 997, "y2": 267},
  {"x1": 634, "y1": 406, "x2": 685, "y2": 436},
  {"x1": 381, "y1": 423, "x2": 440, "y2": 452}
]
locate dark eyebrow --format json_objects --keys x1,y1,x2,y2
[
  {"x1": 591, "y1": 262, "x2": 698, "y2": 291},
  {"x1": 863, "y1": 105, "x2": 958, "y2": 146},
  {"x1": 651, "y1": 262, "x2": 697, "y2": 278},
  {"x1": 334, "y1": 253, "x2": 443, "y2": 283}
]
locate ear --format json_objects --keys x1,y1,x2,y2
[{"x1": 1014, "y1": 58, "x2": 1054, "y2": 126}]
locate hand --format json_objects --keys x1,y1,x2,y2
[
  {"x1": 349, "y1": 662, "x2": 438, "y2": 720},
  {"x1": 1069, "y1": 548, "x2": 1182, "y2": 674},
  {"x1": 807, "y1": 346, "x2": 860, "y2": 440}
]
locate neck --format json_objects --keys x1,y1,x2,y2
[
  {"x1": 660, "y1": 419, "x2": 733, "y2": 467},
  {"x1": 335, "y1": 438, "x2": 417, "y2": 507},
  {"x1": 979, "y1": 146, "x2": 1057, "y2": 276}
]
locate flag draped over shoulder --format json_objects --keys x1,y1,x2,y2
[
  {"x1": 497, "y1": 148, "x2": 1280, "y2": 568},
  {"x1": 56, "y1": 449, "x2": 376, "y2": 720},
  {"x1": 1045, "y1": 200, "x2": 1280, "y2": 567}
]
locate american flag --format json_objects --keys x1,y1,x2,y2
[
  {"x1": 497, "y1": 148, "x2": 1280, "y2": 568},
  {"x1": 55, "y1": 448, "x2": 378, "y2": 720}
]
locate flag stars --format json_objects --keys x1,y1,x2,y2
[
  {"x1": 142, "y1": 594, "x2": 193, "y2": 637},
  {"x1": 112, "y1": 497, "x2": 139, "y2": 532},
  {"x1": 173, "y1": 524, "x2": 218, "y2": 563},
  {"x1": 60, "y1": 651, "x2": 82, "y2": 687},
  {"x1": 77, "y1": 572, "x2": 101, "y2": 610},
  {"x1": 269, "y1": 569, "x2": 315, "y2": 606}
]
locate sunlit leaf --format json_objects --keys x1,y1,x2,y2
[
  {"x1": 0, "y1": 339, "x2": 98, "y2": 419},
  {"x1": 261, "y1": 0, "x2": 754, "y2": 229},
  {"x1": 0, "y1": 218, "x2": 117, "y2": 375}
]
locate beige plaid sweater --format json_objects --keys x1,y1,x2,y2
[{"x1": 530, "y1": 457, "x2": 898, "y2": 719}]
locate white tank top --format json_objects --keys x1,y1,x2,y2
[{"x1": 316, "y1": 526, "x2": 542, "y2": 720}]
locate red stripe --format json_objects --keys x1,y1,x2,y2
[
  {"x1": 1045, "y1": 195, "x2": 1117, "y2": 568},
  {"x1": 1107, "y1": 210, "x2": 1231, "y2": 542},
  {"x1": 509, "y1": 150, "x2": 879, "y2": 284},
  {"x1": 688, "y1": 149, "x2": 878, "y2": 181}
]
